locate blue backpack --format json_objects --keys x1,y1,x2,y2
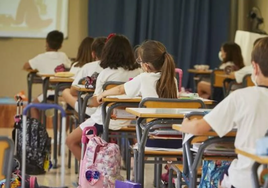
[{"x1": 199, "y1": 160, "x2": 230, "y2": 188}]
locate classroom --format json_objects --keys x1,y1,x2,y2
[{"x1": 0, "y1": 0, "x2": 268, "y2": 188}]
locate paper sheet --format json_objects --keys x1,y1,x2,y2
[{"x1": 183, "y1": 133, "x2": 194, "y2": 145}]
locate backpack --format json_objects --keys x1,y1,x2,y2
[
  {"x1": 14, "y1": 117, "x2": 51, "y2": 175},
  {"x1": 85, "y1": 72, "x2": 99, "y2": 89},
  {"x1": 78, "y1": 134, "x2": 123, "y2": 188},
  {"x1": 199, "y1": 160, "x2": 230, "y2": 188}
]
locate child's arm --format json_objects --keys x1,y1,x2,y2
[
  {"x1": 180, "y1": 118, "x2": 212, "y2": 135},
  {"x1": 97, "y1": 85, "x2": 125, "y2": 104},
  {"x1": 23, "y1": 62, "x2": 32, "y2": 71},
  {"x1": 87, "y1": 96, "x2": 100, "y2": 107}
]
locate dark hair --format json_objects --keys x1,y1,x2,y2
[
  {"x1": 252, "y1": 37, "x2": 268, "y2": 77},
  {"x1": 46, "y1": 30, "x2": 64, "y2": 50},
  {"x1": 100, "y1": 34, "x2": 139, "y2": 70},
  {"x1": 139, "y1": 40, "x2": 177, "y2": 98},
  {"x1": 221, "y1": 42, "x2": 244, "y2": 69},
  {"x1": 74, "y1": 37, "x2": 94, "y2": 67},
  {"x1": 253, "y1": 38, "x2": 263, "y2": 47},
  {"x1": 91, "y1": 37, "x2": 106, "y2": 60}
]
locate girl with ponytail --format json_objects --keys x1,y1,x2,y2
[{"x1": 97, "y1": 40, "x2": 181, "y2": 183}]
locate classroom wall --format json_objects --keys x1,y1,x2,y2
[
  {"x1": 252, "y1": 0, "x2": 268, "y2": 34},
  {"x1": 0, "y1": 0, "x2": 89, "y2": 98}
]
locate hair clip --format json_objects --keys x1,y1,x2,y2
[{"x1": 106, "y1": 33, "x2": 116, "y2": 42}]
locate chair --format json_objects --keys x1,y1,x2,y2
[
  {"x1": 242, "y1": 74, "x2": 254, "y2": 87},
  {"x1": 210, "y1": 69, "x2": 226, "y2": 101},
  {"x1": 133, "y1": 98, "x2": 206, "y2": 187},
  {"x1": 175, "y1": 68, "x2": 183, "y2": 92},
  {"x1": 168, "y1": 112, "x2": 236, "y2": 188},
  {"x1": 0, "y1": 136, "x2": 14, "y2": 188},
  {"x1": 102, "y1": 81, "x2": 137, "y2": 180}
]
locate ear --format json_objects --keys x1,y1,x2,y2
[
  {"x1": 92, "y1": 51, "x2": 96, "y2": 60},
  {"x1": 252, "y1": 61, "x2": 259, "y2": 75}
]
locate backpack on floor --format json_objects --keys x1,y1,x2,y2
[
  {"x1": 199, "y1": 160, "x2": 230, "y2": 188},
  {"x1": 79, "y1": 129, "x2": 123, "y2": 188},
  {"x1": 14, "y1": 117, "x2": 51, "y2": 175}
]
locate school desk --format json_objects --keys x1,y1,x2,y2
[
  {"x1": 236, "y1": 148, "x2": 268, "y2": 188},
  {"x1": 49, "y1": 77, "x2": 73, "y2": 168},
  {"x1": 173, "y1": 124, "x2": 236, "y2": 188},
  {"x1": 72, "y1": 85, "x2": 95, "y2": 123},
  {"x1": 26, "y1": 69, "x2": 40, "y2": 104},
  {"x1": 125, "y1": 108, "x2": 211, "y2": 187},
  {"x1": 188, "y1": 69, "x2": 213, "y2": 92}
]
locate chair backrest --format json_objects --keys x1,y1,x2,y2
[
  {"x1": 139, "y1": 97, "x2": 206, "y2": 109},
  {"x1": 242, "y1": 74, "x2": 254, "y2": 87},
  {"x1": 211, "y1": 69, "x2": 226, "y2": 87},
  {"x1": 175, "y1": 68, "x2": 183, "y2": 92},
  {"x1": 0, "y1": 136, "x2": 14, "y2": 188},
  {"x1": 102, "y1": 81, "x2": 125, "y2": 90}
]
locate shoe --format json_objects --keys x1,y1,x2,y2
[{"x1": 161, "y1": 165, "x2": 175, "y2": 184}]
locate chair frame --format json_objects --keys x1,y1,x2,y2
[{"x1": 0, "y1": 136, "x2": 14, "y2": 188}]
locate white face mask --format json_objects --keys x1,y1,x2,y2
[
  {"x1": 218, "y1": 51, "x2": 223, "y2": 62},
  {"x1": 251, "y1": 73, "x2": 257, "y2": 86}
]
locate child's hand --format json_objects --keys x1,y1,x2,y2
[{"x1": 97, "y1": 94, "x2": 104, "y2": 104}]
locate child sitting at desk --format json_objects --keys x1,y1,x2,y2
[
  {"x1": 197, "y1": 42, "x2": 244, "y2": 100},
  {"x1": 69, "y1": 36, "x2": 94, "y2": 77},
  {"x1": 66, "y1": 34, "x2": 142, "y2": 160},
  {"x1": 22, "y1": 30, "x2": 71, "y2": 119},
  {"x1": 97, "y1": 40, "x2": 180, "y2": 181},
  {"x1": 180, "y1": 37, "x2": 268, "y2": 188},
  {"x1": 62, "y1": 37, "x2": 106, "y2": 116}
]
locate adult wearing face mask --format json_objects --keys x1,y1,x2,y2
[{"x1": 197, "y1": 42, "x2": 245, "y2": 100}]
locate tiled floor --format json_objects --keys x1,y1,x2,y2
[{"x1": 1, "y1": 128, "x2": 163, "y2": 188}]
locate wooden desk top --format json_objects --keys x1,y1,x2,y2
[
  {"x1": 37, "y1": 73, "x2": 55, "y2": 77},
  {"x1": 235, "y1": 148, "x2": 268, "y2": 164},
  {"x1": 49, "y1": 77, "x2": 74, "y2": 83},
  {"x1": 172, "y1": 124, "x2": 236, "y2": 137},
  {"x1": 126, "y1": 108, "x2": 211, "y2": 118},
  {"x1": 217, "y1": 74, "x2": 235, "y2": 79},
  {"x1": 72, "y1": 85, "x2": 95, "y2": 92},
  {"x1": 103, "y1": 96, "x2": 214, "y2": 105},
  {"x1": 188, "y1": 69, "x2": 213, "y2": 74},
  {"x1": 27, "y1": 69, "x2": 38, "y2": 73}
]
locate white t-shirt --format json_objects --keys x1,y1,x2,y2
[
  {"x1": 69, "y1": 62, "x2": 81, "y2": 79},
  {"x1": 72, "y1": 60, "x2": 103, "y2": 86},
  {"x1": 204, "y1": 86, "x2": 268, "y2": 188},
  {"x1": 124, "y1": 72, "x2": 178, "y2": 98},
  {"x1": 29, "y1": 51, "x2": 71, "y2": 74},
  {"x1": 80, "y1": 67, "x2": 143, "y2": 130},
  {"x1": 219, "y1": 61, "x2": 234, "y2": 70},
  {"x1": 234, "y1": 65, "x2": 253, "y2": 84},
  {"x1": 71, "y1": 60, "x2": 103, "y2": 115}
]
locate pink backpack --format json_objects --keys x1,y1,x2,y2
[{"x1": 78, "y1": 127, "x2": 123, "y2": 188}]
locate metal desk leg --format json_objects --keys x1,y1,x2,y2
[
  {"x1": 252, "y1": 162, "x2": 261, "y2": 188},
  {"x1": 52, "y1": 83, "x2": 60, "y2": 168},
  {"x1": 42, "y1": 77, "x2": 49, "y2": 127}
]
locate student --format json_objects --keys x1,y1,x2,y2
[
  {"x1": 69, "y1": 36, "x2": 94, "y2": 77},
  {"x1": 66, "y1": 34, "x2": 142, "y2": 160},
  {"x1": 197, "y1": 42, "x2": 245, "y2": 99},
  {"x1": 229, "y1": 38, "x2": 263, "y2": 84},
  {"x1": 97, "y1": 40, "x2": 179, "y2": 182},
  {"x1": 23, "y1": 30, "x2": 71, "y2": 119},
  {"x1": 180, "y1": 37, "x2": 268, "y2": 188},
  {"x1": 62, "y1": 37, "x2": 106, "y2": 116}
]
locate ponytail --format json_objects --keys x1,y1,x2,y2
[{"x1": 156, "y1": 53, "x2": 177, "y2": 98}]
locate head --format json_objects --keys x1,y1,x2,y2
[
  {"x1": 46, "y1": 30, "x2": 64, "y2": 51},
  {"x1": 253, "y1": 38, "x2": 263, "y2": 47},
  {"x1": 74, "y1": 37, "x2": 94, "y2": 67},
  {"x1": 251, "y1": 37, "x2": 268, "y2": 85},
  {"x1": 91, "y1": 37, "x2": 106, "y2": 60},
  {"x1": 219, "y1": 42, "x2": 244, "y2": 69},
  {"x1": 100, "y1": 34, "x2": 139, "y2": 70},
  {"x1": 137, "y1": 40, "x2": 177, "y2": 98}
]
